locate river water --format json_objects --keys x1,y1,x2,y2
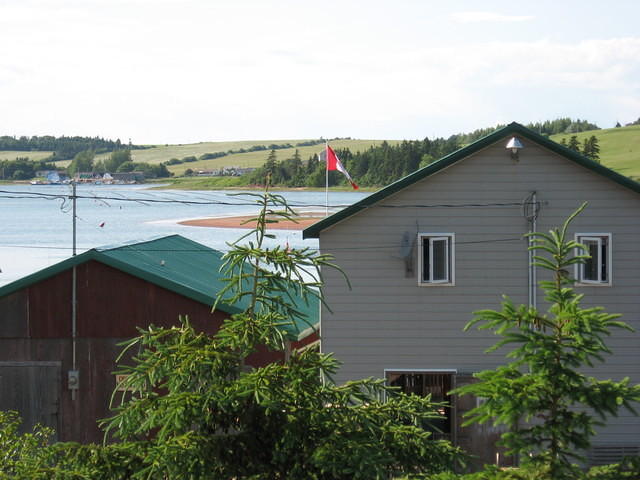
[{"x1": 0, "y1": 184, "x2": 367, "y2": 286}]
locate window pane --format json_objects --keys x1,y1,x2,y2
[
  {"x1": 601, "y1": 241, "x2": 608, "y2": 282},
  {"x1": 583, "y1": 239, "x2": 599, "y2": 281},
  {"x1": 432, "y1": 239, "x2": 448, "y2": 281},
  {"x1": 422, "y1": 239, "x2": 431, "y2": 282}
]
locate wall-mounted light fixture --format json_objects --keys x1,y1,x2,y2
[{"x1": 506, "y1": 137, "x2": 524, "y2": 161}]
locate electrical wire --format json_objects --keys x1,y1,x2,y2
[
  {"x1": 0, "y1": 237, "x2": 523, "y2": 253},
  {"x1": 0, "y1": 189, "x2": 533, "y2": 210}
]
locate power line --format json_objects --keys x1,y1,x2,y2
[
  {"x1": 0, "y1": 237, "x2": 523, "y2": 253},
  {"x1": 0, "y1": 189, "x2": 531, "y2": 209}
]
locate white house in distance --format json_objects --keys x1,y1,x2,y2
[{"x1": 303, "y1": 122, "x2": 640, "y2": 467}]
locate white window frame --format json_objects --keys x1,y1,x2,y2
[
  {"x1": 575, "y1": 233, "x2": 612, "y2": 286},
  {"x1": 418, "y1": 233, "x2": 455, "y2": 286}
]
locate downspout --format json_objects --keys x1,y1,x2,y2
[{"x1": 529, "y1": 192, "x2": 538, "y2": 308}]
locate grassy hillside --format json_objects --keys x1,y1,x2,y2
[
  {"x1": 0, "y1": 151, "x2": 54, "y2": 162},
  {"x1": 96, "y1": 139, "x2": 402, "y2": 176},
  {"x1": 550, "y1": 125, "x2": 640, "y2": 179}
]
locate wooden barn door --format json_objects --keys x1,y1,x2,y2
[{"x1": 0, "y1": 361, "x2": 60, "y2": 440}]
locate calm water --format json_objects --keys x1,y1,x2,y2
[{"x1": 0, "y1": 184, "x2": 367, "y2": 286}]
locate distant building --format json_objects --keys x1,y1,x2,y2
[{"x1": 195, "y1": 167, "x2": 256, "y2": 177}]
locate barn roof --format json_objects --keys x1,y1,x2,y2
[
  {"x1": 0, "y1": 235, "x2": 317, "y2": 340},
  {"x1": 303, "y1": 122, "x2": 640, "y2": 238}
]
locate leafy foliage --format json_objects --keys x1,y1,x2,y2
[
  {"x1": 0, "y1": 157, "x2": 57, "y2": 180},
  {"x1": 454, "y1": 204, "x2": 640, "y2": 477},
  {"x1": 96, "y1": 188, "x2": 463, "y2": 479}
]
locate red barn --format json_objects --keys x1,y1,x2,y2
[{"x1": 0, "y1": 235, "x2": 318, "y2": 443}]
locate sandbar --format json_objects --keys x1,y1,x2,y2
[{"x1": 179, "y1": 213, "x2": 325, "y2": 230}]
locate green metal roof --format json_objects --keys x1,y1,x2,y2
[
  {"x1": 0, "y1": 235, "x2": 318, "y2": 340},
  {"x1": 303, "y1": 122, "x2": 640, "y2": 239}
]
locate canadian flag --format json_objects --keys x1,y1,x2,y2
[{"x1": 326, "y1": 145, "x2": 358, "y2": 190}]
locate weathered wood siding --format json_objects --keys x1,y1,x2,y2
[
  {"x1": 319, "y1": 136, "x2": 640, "y2": 448},
  {"x1": 0, "y1": 260, "x2": 313, "y2": 442}
]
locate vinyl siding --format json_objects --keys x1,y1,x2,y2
[{"x1": 319, "y1": 137, "x2": 640, "y2": 445}]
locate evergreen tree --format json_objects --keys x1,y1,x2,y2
[
  {"x1": 99, "y1": 189, "x2": 462, "y2": 479},
  {"x1": 582, "y1": 135, "x2": 600, "y2": 163},
  {"x1": 455, "y1": 204, "x2": 640, "y2": 477},
  {"x1": 567, "y1": 135, "x2": 581, "y2": 152}
]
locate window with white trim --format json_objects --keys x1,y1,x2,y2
[
  {"x1": 576, "y1": 234, "x2": 611, "y2": 285},
  {"x1": 418, "y1": 234, "x2": 454, "y2": 285}
]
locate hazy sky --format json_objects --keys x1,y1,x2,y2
[{"x1": 1, "y1": 0, "x2": 639, "y2": 144}]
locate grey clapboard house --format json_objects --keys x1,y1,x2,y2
[{"x1": 303, "y1": 122, "x2": 640, "y2": 466}]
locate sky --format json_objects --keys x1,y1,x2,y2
[{"x1": 1, "y1": 0, "x2": 639, "y2": 144}]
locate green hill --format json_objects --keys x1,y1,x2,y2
[
  {"x1": 2, "y1": 123, "x2": 638, "y2": 184},
  {"x1": 0, "y1": 151, "x2": 54, "y2": 162},
  {"x1": 96, "y1": 139, "x2": 402, "y2": 177},
  {"x1": 550, "y1": 125, "x2": 640, "y2": 180}
]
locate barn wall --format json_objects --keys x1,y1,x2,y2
[{"x1": 0, "y1": 260, "x2": 312, "y2": 442}]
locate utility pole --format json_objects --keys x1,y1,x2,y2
[{"x1": 69, "y1": 181, "x2": 79, "y2": 400}]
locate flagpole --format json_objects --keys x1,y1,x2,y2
[{"x1": 325, "y1": 140, "x2": 329, "y2": 217}]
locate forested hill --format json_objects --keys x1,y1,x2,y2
[
  {"x1": 247, "y1": 118, "x2": 605, "y2": 189},
  {"x1": 0, "y1": 135, "x2": 144, "y2": 160}
]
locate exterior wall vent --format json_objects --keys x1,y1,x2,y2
[{"x1": 588, "y1": 444, "x2": 640, "y2": 466}]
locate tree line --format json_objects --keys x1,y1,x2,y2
[
  {"x1": 0, "y1": 150, "x2": 173, "y2": 181},
  {"x1": 454, "y1": 118, "x2": 600, "y2": 145},
  {"x1": 248, "y1": 118, "x2": 603, "y2": 188},
  {"x1": 0, "y1": 135, "x2": 147, "y2": 160},
  {"x1": 0, "y1": 157, "x2": 57, "y2": 180},
  {"x1": 559, "y1": 135, "x2": 601, "y2": 162},
  {"x1": 67, "y1": 149, "x2": 171, "y2": 178},
  {"x1": 246, "y1": 137, "x2": 461, "y2": 188},
  {"x1": 165, "y1": 138, "x2": 342, "y2": 167}
]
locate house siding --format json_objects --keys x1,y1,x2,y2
[{"x1": 319, "y1": 137, "x2": 640, "y2": 448}]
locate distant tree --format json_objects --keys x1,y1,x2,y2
[
  {"x1": 104, "y1": 149, "x2": 131, "y2": 172},
  {"x1": 12, "y1": 169, "x2": 27, "y2": 180},
  {"x1": 93, "y1": 159, "x2": 106, "y2": 174},
  {"x1": 184, "y1": 168, "x2": 194, "y2": 176},
  {"x1": 67, "y1": 149, "x2": 95, "y2": 174},
  {"x1": 116, "y1": 161, "x2": 136, "y2": 173},
  {"x1": 567, "y1": 135, "x2": 581, "y2": 152},
  {"x1": 582, "y1": 135, "x2": 600, "y2": 162},
  {"x1": 265, "y1": 149, "x2": 277, "y2": 174},
  {"x1": 419, "y1": 153, "x2": 436, "y2": 169},
  {"x1": 615, "y1": 121, "x2": 622, "y2": 128}
]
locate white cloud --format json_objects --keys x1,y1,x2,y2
[
  {"x1": 0, "y1": 1, "x2": 639, "y2": 142},
  {"x1": 451, "y1": 11, "x2": 534, "y2": 23}
]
